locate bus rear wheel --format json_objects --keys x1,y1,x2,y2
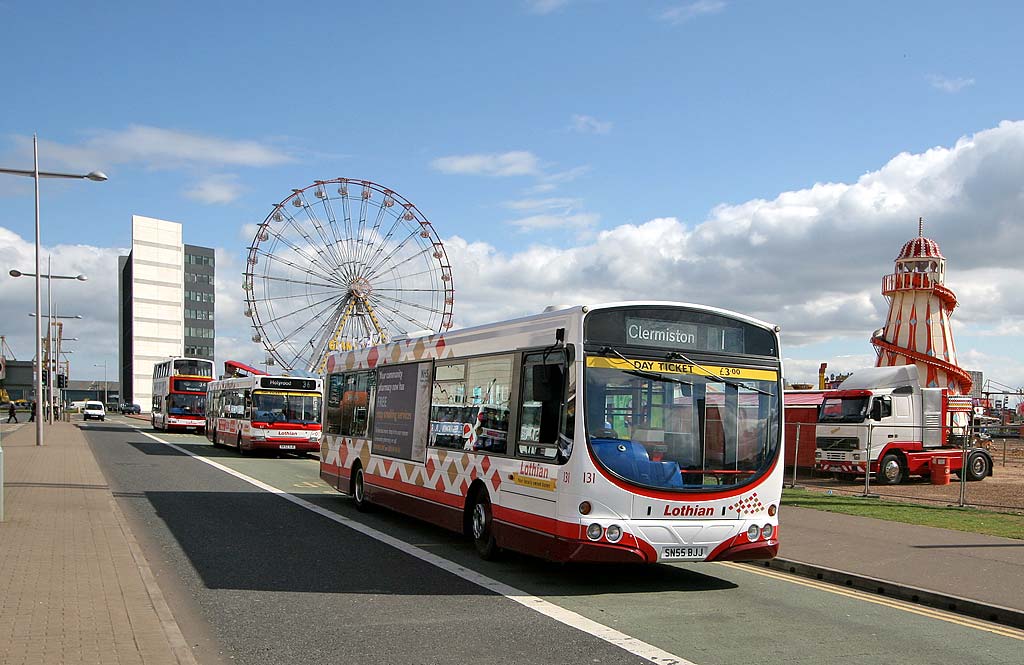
[
  {"x1": 352, "y1": 466, "x2": 370, "y2": 512},
  {"x1": 470, "y1": 491, "x2": 499, "y2": 560}
]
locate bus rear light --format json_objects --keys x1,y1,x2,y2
[
  {"x1": 761, "y1": 524, "x2": 774, "y2": 540},
  {"x1": 605, "y1": 524, "x2": 623, "y2": 543},
  {"x1": 746, "y1": 525, "x2": 760, "y2": 542},
  {"x1": 767, "y1": 504, "x2": 777, "y2": 517},
  {"x1": 578, "y1": 501, "x2": 592, "y2": 515},
  {"x1": 586, "y1": 523, "x2": 603, "y2": 541}
]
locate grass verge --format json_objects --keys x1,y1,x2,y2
[{"x1": 782, "y1": 488, "x2": 1024, "y2": 540}]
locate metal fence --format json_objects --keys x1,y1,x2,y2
[{"x1": 786, "y1": 421, "x2": 1024, "y2": 514}]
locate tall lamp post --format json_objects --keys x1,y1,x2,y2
[
  {"x1": 2, "y1": 135, "x2": 105, "y2": 446},
  {"x1": 27, "y1": 310, "x2": 83, "y2": 423},
  {"x1": 94, "y1": 361, "x2": 108, "y2": 406}
]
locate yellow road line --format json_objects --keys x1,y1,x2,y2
[{"x1": 718, "y1": 562, "x2": 1024, "y2": 641}]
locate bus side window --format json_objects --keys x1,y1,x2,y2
[{"x1": 325, "y1": 373, "x2": 344, "y2": 435}]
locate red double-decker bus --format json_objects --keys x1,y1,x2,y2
[{"x1": 151, "y1": 357, "x2": 214, "y2": 432}]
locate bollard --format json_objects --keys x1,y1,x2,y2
[
  {"x1": 861, "y1": 422, "x2": 878, "y2": 498},
  {"x1": 789, "y1": 424, "x2": 801, "y2": 489},
  {"x1": 0, "y1": 437, "x2": 4, "y2": 522}
]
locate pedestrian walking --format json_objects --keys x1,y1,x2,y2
[
  {"x1": 29, "y1": 401, "x2": 36, "y2": 422},
  {"x1": 7, "y1": 402, "x2": 17, "y2": 423}
]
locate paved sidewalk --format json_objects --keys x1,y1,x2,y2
[
  {"x1": 0, "y1": 421, "x2": 196, "y2": 665},
  {"x1": 770, "y1": 505, "x2": 1024, "y2": 627}
]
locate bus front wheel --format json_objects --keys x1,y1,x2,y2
[{"x1": 470, "y1": 491, "x2": 499, "y2": 560}]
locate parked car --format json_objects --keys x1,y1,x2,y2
[
  {"x1": 124, "y1": 403, "x2": 141, "y2": 414},
  {"x1": 83, "y1": 401, "x2": 106, "y2": 421}
]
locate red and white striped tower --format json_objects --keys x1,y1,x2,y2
[{"x1": 871, "y1": 218, "x2": 973, "y2": 395}]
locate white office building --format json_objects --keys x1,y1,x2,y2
[{"x1": 119, "y1": 215, "x2": 215, "y2": 412}]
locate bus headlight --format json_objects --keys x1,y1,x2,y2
[
  {"x1": 761, "y1": 524, "x2": 774, "y2": 540},
  {"x1": 852, "y1": 452, "x2": 861, "y2": 460},
  {"x1": 251, "y1": 431, "x2": 266, "y2": 440},
  {"x1": 746, "y1": 524, "x2": 760, "y2": 542},
  {"x1": 586, "y1": 523, "x2": 603, "y2": 541},
  {"x1": 605, "y1": 524, "x2": 623, "y2": 543}
]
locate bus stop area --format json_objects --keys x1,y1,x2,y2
[{"x1": 1, "y1": 421, "x2": 1022, "y2": 665}]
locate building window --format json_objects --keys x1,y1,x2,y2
[
  {"x1": 185, "y1": 327, "x2": 214, "y2": 338},
  {"x1": 184, "y1": 273, "x2": 214, "y2": 285},
  {"x1": 185, "y1": 309, "x2": 214, "y2": 321},
  {"x1": 185, "y1": 345, "x2": 213, "y2": 357},
  {"x1": 185, "y1": 290, "x2": 214, "y2": 303},
  {"x1": 185, "y1": 254, "x2": 214, "y2": 266}
]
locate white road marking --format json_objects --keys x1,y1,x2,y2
[{"x1": 137, "y1": 428, "x2": 698, "y2": 665}]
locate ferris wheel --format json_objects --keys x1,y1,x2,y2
[{"x1": 244, "y1": 178, "x2": 454, "y2": 373}]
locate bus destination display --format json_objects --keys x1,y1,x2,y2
[
  {"x1": 173, "y1": 378, "x2": 209, "y2": 393},
  {"x1": 625, "y1": 317, "x2": 745, "y2": 353},
  {"x1": 259, "y1": 377, "x2": 318, "y2": 391}
]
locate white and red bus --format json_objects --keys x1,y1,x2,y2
[
  {"x1": 320, "y1": 302, "x2": 784, "y2": 563},
  {"x1": 206, "y1": 375, "x2": 323, "y2": 455},
  {"x1": 151, "y1": 357, "x2": 215, "y2": 432}
]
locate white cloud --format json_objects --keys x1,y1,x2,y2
[
  {"x1": 570, "y1": 114, "x2": 613, "y2": 135},
  {"x1": 439, "y1": 121, "x2": 1024, "y2": 386},
  {"x1": 659, "y1": 0, "x2": 726, "y2": 24},
  {"x1": 928, "y1": 75, "x2": 975, "y2": 93},
  {"x1": 4, "y1": 125, "x2": 293, "y2": 174},
  {"x1": 525, "y1": 0, "x2": 570, "y2": 14},
  {"x1": 504, "y1": 197, "x2": 582, "y2": 211},
  {"x1": 184, "y1": 174, "x2": 245, "y2": 205},
  {"x1": 431, "y1": 151, "x2": 540, "y2": 177},
  {"x1": 0, "y1": 227, "x2": 128, "y2": 380},
  {"x1": 8, "y1": 121, "x2": 1024, "y2": 388},
  {"x1": 508, "y1": 212, "x2": 599, "y2": 231}
]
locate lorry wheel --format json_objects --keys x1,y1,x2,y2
[
  {"x1": 964, "y1": 451, "x2": 991, "y2": 481},
  {"x1": 876, "y1": 453, "x2": 904, "y2": 485}
]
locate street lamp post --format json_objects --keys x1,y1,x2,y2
[
  {"x1": 27, "y1": 312, "x2": 83, "y2": 423},
  {"x1": 1, "y1": 134, "x2": 106, "y2": 446},
  {"x1": 94, "y1": 361, "x2": 108, "y2": 406}
]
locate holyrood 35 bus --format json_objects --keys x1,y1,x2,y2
[
  {"x1": 319, "y1": 302, "x2": 783, "y2": 563},
  {"x1": 151, "y1": 357, "x2": 215, "y2": 432},
  {"x1": 206, "y1": 374, "x2": 323, "y2": 455}
]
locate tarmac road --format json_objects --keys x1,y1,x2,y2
[{"x1": 82, "y1": 417, "x2": 1024, "y2": 665}]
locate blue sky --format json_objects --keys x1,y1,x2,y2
[{"x1": 2, "y1": 1, "x2": 1024, "y2": 396}]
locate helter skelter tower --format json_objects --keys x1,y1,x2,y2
[{"x1": 870, "y1": 218, "x2": 973, "y2": 395}]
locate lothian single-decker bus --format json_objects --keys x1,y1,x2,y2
[
  {"x1": 206, "y1": 375, "x2": 323, "y2": 455},
  {"x1": 319, "y1": 302, "x2": 783, "y2": 564}
]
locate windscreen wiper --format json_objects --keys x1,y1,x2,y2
[
  {"x1": 598, "y1": 346, "x2": 693, "y2": 387},
  {"x1": 665, "y1": 351, "x2": 775, "y2": 397}
]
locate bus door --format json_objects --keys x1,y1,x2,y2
[{"x1": 501, "y1": 352, "x2": 569, "y2": 530}]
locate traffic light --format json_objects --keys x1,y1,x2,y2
[
  {"x1": 57, "y1": 374, "x2": 67, "y2": 389},
  {"x1": 42, "y1": 372, "x2": 48, "y2": 386}
]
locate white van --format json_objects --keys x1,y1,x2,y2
[{"x1": 83, "y1": 401, "x2": 106, "y2": 421}]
